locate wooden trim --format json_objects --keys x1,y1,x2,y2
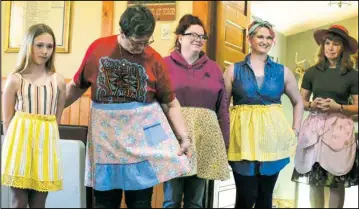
[
  {"x1": 206, "y1": 2, "x2": 217, "y2": 60},
  {"x1": 192, "y1": 1, "x2": 211, "y2": 34},
  {"x1": 192, "y1": 1, "x2": 218, "y2": 61},
  {"x1": 101, "y1": 1, "x2": 114, "y2": 37},
  {"x1": 245, "y1": 1, "x2": 251, "y2": 55},
  {"x1": 61, "y1": 79, "x2": 91, "y2": 126}
]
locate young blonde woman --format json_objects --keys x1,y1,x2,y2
[
  {"x1": 223, "y1": 18, "x2": 303, "y2": 208},
  {"x1": 1, "y1": 24, "x2": 66, "y2": 208}
]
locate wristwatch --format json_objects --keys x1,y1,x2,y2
[
  {"x1": 340, "y1": 104, "x2": 345, "y2": 113},
  {"x1": 308, "y1": 101, "x2": 312, "y2": 111}
]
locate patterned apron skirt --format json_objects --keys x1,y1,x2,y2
[
  {"x1": 84, "y1": 102, "x2": 191, "y2": 191},
  {"x1": 228, "y1": 104, "x2": 297, "y2": 162},
  {"x1": 1, "y1": 112, "x2": 63, "y2": 192},
  {"x1": 180, "y1": 107, "x2": 230, "y2": 181},
  {"x1": 292, "y1": 112, "x2": 358, "y2": 188}
]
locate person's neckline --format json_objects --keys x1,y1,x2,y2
[{"x1": 18, "y1": 72, "x2": 56, "y2": 86}]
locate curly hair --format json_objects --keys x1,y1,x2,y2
[{"x1": 119, "y1": 4, "x2": 156, "y2": 38}]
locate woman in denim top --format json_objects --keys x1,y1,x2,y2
[{"x1": 223, "y1": 17, "x2": 304, "y2": 208}]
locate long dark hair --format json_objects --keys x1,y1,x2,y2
[
  {"x1": 314, "y1": 32, "x2": 354, "y2": 73},
  {"x1": 173, "y1": 14, "x2": 207, "y2": 51}
]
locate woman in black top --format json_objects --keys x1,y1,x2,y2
[{"x1": 292, "y1": 24, "x2": 358, "y2": 208}]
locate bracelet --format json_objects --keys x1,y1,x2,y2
[{"x1": 340, "y1": 104, "x2": 344, "y2": 113}]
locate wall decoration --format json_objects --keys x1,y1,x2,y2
[
  {"x1": 4, "y1": 1, "x2": 72, "y2": 53},
  {"x1": 127, "y1": 1, "x2": 176, "y2": 21}
]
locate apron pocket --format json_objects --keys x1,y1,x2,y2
[{"x1": 144, "y1": 123, "x2": 168, "y2": 146}]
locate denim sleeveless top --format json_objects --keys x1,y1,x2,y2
[
  {"x1": 230, "y1": 54, "x2": 289, "y2": 176},
  {"x1": 232, "y1": 55, "x2": 284, "y2": 105}
]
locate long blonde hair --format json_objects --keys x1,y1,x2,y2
[{"x1": 14, "y1": 23, "x2": 57, "y2": 73}]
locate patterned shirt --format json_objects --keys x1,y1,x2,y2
[{"x1": 73, "y1": 35, "x2": 175, "y2": 104}]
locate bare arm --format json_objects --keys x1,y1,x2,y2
[
  {"x1": 2, "y1": 74, "x2": 20, "y2": 136},
  {"x1": 160, "y1": 98, "x2": 190, "y2": 156},
  {"x1": 345, "y1": 95, "x2": 359, "y2": 115},
  {"x1": 284, "y1": 66, "x2": 304, "y2": 134},
  {"x1": 223, "y1": 64, "x2": 235, "y2": 108},
  {"x1": 65, "y1": 80, "x2": 88, "y2": 108},
  {"x1": 55, "y1": 74, "x2": 66, "y2": 125},
  {"x1": 343, "y1": 95, "x2": 359, "y2": 116},
  {"x1": 300, "y1": 88, "x2": 324, "y2": 111},
  {"x1": 301, "y1": 88, "x2": 313, "y2": 111},
  {"x1": 318, "y1": 95, "x2": 358, "y2": 116}
]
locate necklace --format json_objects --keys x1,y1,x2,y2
[{"x1": 119, "y1": 37, "x2": 134, "y2": 67}]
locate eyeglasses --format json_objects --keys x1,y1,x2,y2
[
  {"x1": 183, "y1": 33, "x2": 208, "y2": 41},
  {"x1": 127, "y1": 36, "x2": 155, "y2": 47}
]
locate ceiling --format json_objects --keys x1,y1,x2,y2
[{"x1": 251, "y1": 1, "x2": 358, "y2": 36}]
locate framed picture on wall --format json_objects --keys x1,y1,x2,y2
[
  {"x1": 3, "y1": 1, "x2": 72, "y2": 53},
  {"x1": 127, "y1": 1, "x2": 176, "y2": 21}
]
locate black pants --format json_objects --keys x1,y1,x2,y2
[
  {"x1": 94, "y1": 187, "x2": 153, "y2": 208},
  {"x1": 233, "y1": 172, "x2": 279, "y2": 208}
]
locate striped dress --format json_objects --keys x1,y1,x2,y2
[{"x1": 1, "y1": 72, "x2": 63, "y2": 192}]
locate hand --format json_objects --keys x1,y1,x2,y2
[
  {"x1": 177, "y1": 136, "x2": 192, "y2": 157},
  {"x1": 316, "y1": 98, "x2": 341, "y2": 112},
  {"x1": 310, "y1": 97, "x2": 323, "y2": 111}
]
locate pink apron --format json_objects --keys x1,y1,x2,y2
[
  {"x1": 84, "y1": 102, "x2": 191, "y2": 191},
  {"x1": 294, "y1": 112, "x2": 356, "y2": 176}
]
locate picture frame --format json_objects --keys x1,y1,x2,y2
[
  {"x1": 3, "y1": 1, "x2": 72, "y2": 53},
  {"x1": 127, "y1": 1, "x2": 176, "y2": 21}
]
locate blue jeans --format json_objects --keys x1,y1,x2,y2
[{"x1": 163, "y1": 175, "x2": 206, "y2": 208}]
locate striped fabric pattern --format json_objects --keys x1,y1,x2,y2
[
  {"x1": 14, "y1": 73, "x2": 59, "y2": 115},
  {"x1": 1, "y1": 73, "x2": 63, "y2": 192},
  {"x1": 1, "y1": 112, "x2": 62, "y2": 191}
]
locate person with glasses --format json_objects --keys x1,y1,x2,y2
[
  {"x1": 223, "y1": 17, "x2": 304, "y2": 208},
  {"x1": 65, "y1": 5, "x2": 191, "y2": 208},
  {"x1": 162, "y1": 14, "x2": 230, "y2": 208}
]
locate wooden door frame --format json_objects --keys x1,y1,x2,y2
[
  {"x1": 192, "y1": 1, "x2": 217, "y2": 60},
  {"x1": 102, "y1": 1, "x2": 114, "y2": 37},
  {"x1": 193, "y1": 1, "x2": 251, "y2": 62}
]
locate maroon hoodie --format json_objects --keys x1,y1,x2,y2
[{"x1": 163, "y1": 50, "x2": 230, "y2": 149}]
